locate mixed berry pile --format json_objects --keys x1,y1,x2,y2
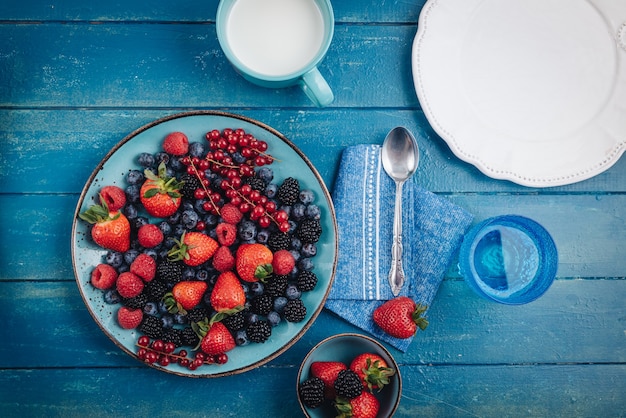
[{"x1": 79, "y1": 127, "x2": 323, "y2": 371}]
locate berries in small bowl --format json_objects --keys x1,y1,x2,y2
[{"x1": 297, "y1": 333, "x2": 402, "y2": 418}]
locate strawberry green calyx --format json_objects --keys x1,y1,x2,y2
[
  {"x1": 413, "y1": 303, "x2": 429, "y2": 331},
  {"x1": 143, "y1": 162, "x2": 184, "y2": 199},
  {"x1": 79, "y1": 194, "x2": 120, "y2": 224},
  {"x1": 362, "y1": 358, "x2": 395, "y2": 393},
  {"x1": 167, "y1": 232, "x2": 192, "y2": 263},
  {"x1": 162, "y1": 291, "x2": 186, "y2": 315},
  {"x1": 254, "y1": 263, "x2": 273, "y2": 281}
]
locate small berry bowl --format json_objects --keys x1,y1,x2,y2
[{"x1": 297, "y1": 333, "x2": 402, "y2": 418}]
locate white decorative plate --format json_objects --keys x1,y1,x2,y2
[{"x1": 412, "y1": 0, "x2": 626, "y2": 187}]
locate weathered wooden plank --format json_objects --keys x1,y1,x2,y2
[
  {"x1": 0, "y1": 0, "x2": 426, "y2": 23},
  {"x1": 1, "y1": 363, "x2": 624, "y2": 417},
  {"x1": 0, "y1": 23, "x2": 418, "y2": 108},
  {"x1": 3, "y1": 280, "x2": 625, "y2": 369},
  {"x1": 2, "y1": 109, "x2": 625, "y2": 194}
]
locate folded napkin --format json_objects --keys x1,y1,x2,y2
[{"x1": 325, "y1": 144, "x2": 473, "y2": 352}]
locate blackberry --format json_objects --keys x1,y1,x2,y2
[
  {"x1": 144, "y1": 279, "x2": 169, "y2": 302},
  {"x1": 267, "y1": 232, "x2": 290, "y2": 252},
  {"x1": 247, "y1": 320, "x2": 272, "y2": 343},
  {"x1": 277, "y1": 177, "x2": 300, "y2": 205},
  {"x1": 186, "y1": 307, "x2": 209, "y2": 323},
  {"x1": 298, "y1": 377, "x2": 325, "y2": 409},
  {"x1": 296, "y1": 218, "x2": 322, "y2": 243},
  {"x1": 179, "y1": 173, "x2": 202, "y2": 200},
  {"x1": 162, "y1": 328, "x2": 183, "y2": 347},
  {"x1": 334, "y1": 369, "x2": 363, "y2": 400},
  {"x1": 296, "y1": 270, "x2": 318, "y2": 292},
  {"x1": 123, "y1": 292, "x2": 148, "y2": 310},
  {"x1": 245, "y1": 175, "x2": 267, "y2": 192},
  {"x1": 251, "y1": 294, "x2": 274, "y2": 316},
  {"x1": 156, "y1": 259, "x2": 183, "y2": 284},
  {"x1": 283, "y1": 299, "x2": 307, "y2": 322},
  {"x1": 223, "y1": 310, "x2": 246, "y2": 332},
  {"x1": 181, "y1": 326, "x2": 200, "y2": 347},
  {"x1": 139, "y1": 315, "x2": 164, "y2": 339},
  {"x1": 265, "y1": 275, "x2": 288, "y2": 297}
]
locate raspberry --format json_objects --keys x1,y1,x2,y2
[
  {"x1": 221, "y1": 203, "x2": 243, "y2": 225},
  {"x1": 116, "y1": 271, "x2": 145, "y2": 298},
  {"x1": 137, "y1": 224, "x2": 163, "y2": 248},
  {"x1": 272, "y1": 249, "x2": 295, "y2": 275},
  {"x1": 90, "y1": 263, "x2": 118, "y2": 290},
  {"x1": 212, "y1": 246, "x2": 235, "y2": 272},
  {"x1": 163, "y1": 131, "x2": 189, "y2": 156},
  {"x1": 216, "y1": 222, "x2": 237, "y2": 246},
  {"x1": 130, "y1": 253, "x2": 157, "y2": 282},
  {"x1": 100, "y1": 185, "x2": 127, "y2": 212},
  {"x1": 117, "y1": 306, "x2": 143, "y2": 329}
]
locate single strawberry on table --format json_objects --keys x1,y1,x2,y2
[
  {"x1": 140, "y1": 162, "x2": 184, "y2": 218},
  {"x1": 79, "y1": 196, "x2": 131, "y2": 252},
  {"x1": 310, "y1": 361, "x2": 347, "y2": 399},
  {"x1": 168, "y1": 231, "x2": 218, "y2": 267},
  {"x1": 349, "y1": 353, "x2": 395, "y2": 392},
  {"x1": 236, "y1": 243, "x2": 273, "y2": 282},
  {"x1": 334, "y1": 390, "x2": 380, "y2": 418},
  {"x1": 372, "y1": 296, "x2": 429, "y2": 339}
]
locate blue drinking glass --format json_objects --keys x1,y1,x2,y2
[{"x1": 458, "y1": 215, "x2": 558, "y2": 304}]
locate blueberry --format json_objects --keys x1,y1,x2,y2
[
  {"x1": 301, "y1": 243, "x2": 317, "y2": 258},
  {"x1": 158, "y1": 248, "x2": 169, "y2": 260},
  {"x1": 273, "y1": 296, "x2": 288, "y2": 313},
  {"x1": 265, "y1": 183, "x2": 278, "y2": 199},
  {"x1": 182, "y1": 210, "x2": 199, "y2": 230},
  {"x1": 245, "y1": 312, "x2": 259, "y2": 324},
  {"x1": 169, "y1": 156, "x2": 185, "y2": 172},
  {"x1": 196, "y1": 269, "x2": 210, "y2": 281},
  {"x1": 168, "y1": 211, "x2": 181, "y2": 225},
  {"x1": 157, "y1": 221, "x2": 172, "y2": 236},
  {"x1": 154, "y1": 152, "x2": 170, "y2": 165},
  {"x1": 105, "y1": 251, "x2": 124, "y2": 268},
  {"x1": 290, "y1": 237, "x2": 302, "y2": 251},
  {"x1": 189, "y1": 141, "x2": 205, "y2": 158},
  {"x1": 298, "y1": 257, "x2": 314, "y2": 271},
  {"x1": 161, "y1": 314, "x2": 174, "y2": 329},
  {"x1": 125, "y1": 184, "x2": 141, "y2": 203},
  {"x1": 235, "y1": 330, "x2": 249, "y2": 346},
  {"x1": 292, "y1": 203, "x2": 306, "y2": 220},
  {"x1": 103, "y1": 289, "x2": 121, "y2": 304},
  {"x1": 143, "y1": 302, "x2": 158, "y2": 316},
  {"x1": 182, "y1": 201, "x2": 194, "y2": 212},
  {"x1": 137, "y1": 152, "x2": 155, "y2": 168},
  {"x1": 232, "y1": 151, "x2": 246, "y2": 164},
  {"x1": 124, "y1": 249, "x2": 140, "y2": 265},
  {"x1": 290, "y1": 249, "x2": 301, "y2": 262},
  {"x1": 305, "y1": 204, "x2": 321, "y2": 220},
  {"x1": 132, "y1": 216, "x2": 149, "y2": 231},
  {"x1": 288, "y1": 220, "x2": 298, "y2": 233},
  {"x1": 256, "y1": 229, "x2": 270, "y2": 244},
  {"x1": 144, "y1": 248, "x2": 158, "y2": 259},
  {"x1": 173, "y1": 223, "x2": 186, "y2": 237},
  {"x1": 238, "y1": 220, "x2": 257, "y2": 241},
  {"x1": 267, "y1": 311, "x2": 281, "y2": 327},
  {"x1": 258, "y1": 167, "x2": 274, "y2": 184},
  {"x1": 126, "y1": 169, "x2": 145, "y2": 185},
  {"x1": 250, "y1": 282, "x2": 264, "y2": 297},
  {"x1": 182, "y1": 267, "x2": 196, "y2": 281},
  {"x1": 194, "y1": 199, "x2": 208, "y2": 215},
  {"x1": 163, "y1": 236, "x2": 178, "y2": 249},
  {"x1": 279, "y1": 205, "x2": 292, "y2": 217},
  {"x1": 299, "y1": 189, "x2": 315, "y2": 204},
  {"x1": 173, "y1": 313, "x2": 187, "y2": 325},
  {"x1": 117, "y1": 264, "x2": 130, "y2": 273},
  {"x1": 123, "y1": 204, "x2": 138, "y2": 220},
  {"x1": 158, "y1": 300, "x2": 169, "y2": 314},
  {"x1": 285, "y1": 284, "x2": 301, "y2": 300},
  {"x1": 204, "y1": 214, "x2": 218, "y2": 228}
]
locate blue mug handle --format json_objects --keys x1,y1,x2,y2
[{"x1": 300, "y1": 67, "x2": 334, "y2": 107}]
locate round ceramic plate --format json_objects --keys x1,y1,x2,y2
[
  {"x1": 71, "y1": 111, "x2": 338, "y2": 377},
  {"x1": 413, "y1": 0, "x2": 626, "y2": 187}
]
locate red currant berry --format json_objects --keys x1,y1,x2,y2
[
  {"x1": 198, "y1": 159, "x2": 210, "y2": 170},
  {"x1": 279, "y1": 221, "x2": 291, "y2": 233},
  {"x1": 137, "y1": 336, "x2": 150, "y2": 347},
  {"x1": 145, "y1": 351, "x2": 159, "y2": 364},
  {"x1": 196, "y1": 221, "x2": 206, "y2": 231},
  {"x1": 259, "y1": 216, "x2": 272, "y2": 228},
  {"x1": 216, "y1": 353, "x2": 228, "y2": 364},
  {"x1": 181, "y1": 156, "x2": 191, "y2": 165},
  {"x1": 240, "y1": 184, "x2": 252, "y2": 195},
  {"x1": 178, "y1": 349, "x2": 188, "y2": 358},
  {"x1": 158, "y1": 355, "x2": 170, "y2": 367},
  {"x1": 239, "y1": 203, "x2": 252, "y2": 213},
  {"x1": 256, "y1": 141, "x2": 268, "y2": 152},
  {"x1": 151, "y1": 340, "x2": 165, "y2": 352},
  {"x1": 164, "y1": 342, "x2": 176, "y2": 354},
  {"x1": 223, "y1": 128, "x2": 233, "y2": 137},
  {"x1": 194, "y1": 188, "x2": 207, "y2": 200},
  {"x1": 137, "y1": 348, "x2": 148, "y2": 360},
  {"x1": 230, "y1": 177, "x2": 242, "y2": 188},
  {"x1": 275, "y1": 210, "x2": 288, "y2": 223},
  {"x1": 265, "y1": 201, "x2": 276, "y2": 213}
]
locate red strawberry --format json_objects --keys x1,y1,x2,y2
[
  {"x1": 210, "y1": 271, "x2": 245, "y2": 313},
  {"x1": 163, "y1": 131, "x2": 189, "y2": 156},
  {"x1": 166, "y1": 280, "x2": 208, "y2": 314},
  {"x1": 99, "y1": 185, "x2": 126, "y2": 212},
  {"x1": 272, "y1": 249, "x2": 295, "y2": 275},
  {"x1": 116, "y1": 271, "x2": 144, "y2": 298},
  {"x1": 169, "y1": 231, "x2": 218, "y2": 267},
  {"x1": 310, "y1": 361, "x2": 347, "y2": 399},
  {"x1": 216, "y1": 222, "x2": 237, "y2": 246},
  {"x1": 372, "y1": 296, "x2": 429, "y2": 339},
  {"x1": 90, "y1": 263, "x2": 118, "y2": 290},
  {"x1": 200, "y1": 321, "x2": 236, "y2": 356},
  {"x1": 79, "y1": 197, "x2": 131, "y2": 252},
  {"x1": 220, "y1": 203, "x2": 243, "y2": 225},
  {"x1": 212, "y1": 246, "x2": 235, "y2": 272},
  {"x1": 130, "y1": 253, "x2": 156, "y2": 282},
  {"x1": 140, "y1": 162, "x2": 183, "y2": 218},
  {"x1": 349, "y1": 353, "x2": 395, "y2": 392},
  {"x1": 137, "y1": 224, "x2": 163, "y2": 248},
  {"x1": 334, "y1": 391, "x2": 380, "y2": 418},
  {"x1": 236, "y1": 243, "x2": 273, "y2": 282},
  {"x1": 117, "y1": 306, "x2": 143, "y2": 329}
]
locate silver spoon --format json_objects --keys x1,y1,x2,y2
[{"x1": 381, "y1": 127, "x2": 420, "y2": 296}]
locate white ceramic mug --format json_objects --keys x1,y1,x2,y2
[{"x1": 216, "y1": 0, "x2": 335, "y2": 107}]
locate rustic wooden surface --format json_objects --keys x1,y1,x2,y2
[{"x1": 1, "y1": 1, "x2": 625, "y2": 417}]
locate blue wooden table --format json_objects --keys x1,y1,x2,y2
[{"x1": 1, "y1": 1, "x2": 625, "y2": 416}]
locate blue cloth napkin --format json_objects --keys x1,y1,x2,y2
[{"x1": 325, "y1": 144, "x2": 473, "y2": 352}]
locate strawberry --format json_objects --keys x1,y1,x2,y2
[
  {"x1": 272, "y1": 249, "x2": 295, "y2": 275},
  {"x1": 90, "y1": 263, "x2": 118, "y2": 290},
  {"x1": 220, "y1": 203, "x2": 243, "y2": 225},
  {"x1": 99, "y1": 185, "x2": 126, "y2": 212},
  {"x1": 236, "y1": 243, "x2": 273, "y2": 282},
  {"x1": 117, "y1": 306, "x2": 143, "y2": 329},
  {"x1": 215, "y1": 222, "x2": 237, "y2": 246},
  {"x1": 130, "y1": 253, "x2": 156, "y2": 282},
  {"x1": 334, "y1": 390, "x2": 380, "y2": 418},
  {"x1": 79, "y1": 196, "x2": 131, "y2": 252},
  {"x1": 310, "y1": 361, "x2": 347, "y2": 399},
  {"x1": 137, "y1": 223, "x2": 163, "y2": 248},
  {"x1": 212, "y1": 246, "x2": 235, "y2": 272},
  {"x1": 116, "y1": 271, "x2": 144, "y2": 298},
  {"x1": 200, "y1": 321, "x2": 236, "y2": 356},
  {"x1": 140, "y1": 162, "x2": 183, "y2": 218},
  {"x1": 372, "y1": 296, "x2": 429, "y2": 339},
  {"x1": 163, "y1": 131, "x2": 189, "y2": 156},
  {"x1": 168, "y1": 231, "x2": 218, "y2": 267},
  {"x1": 210, "y1": 271, "x2": 245, "y2": 313},
  {"x1": 349, "y1": 353, "x2": 395, "y2": 392},
  {"x1": 164, "y1": 280, "x2": 208, "y2": 314}
]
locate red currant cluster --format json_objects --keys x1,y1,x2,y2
[
  {"x1": 136, "y1": 336, "x2": 227, "y2": 370},
  {"x1": 180, "y1": 128, "x2": 290, "y2": 232}
]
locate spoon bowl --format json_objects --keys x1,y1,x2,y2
[{"x1": 381, "y1": 127, "x2": 420, "y2": 296}]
